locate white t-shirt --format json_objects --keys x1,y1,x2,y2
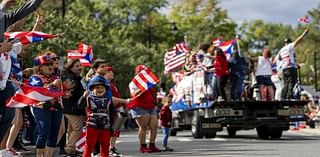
[
  {"x1": 255, "y1": 56, "x2": 272, "y2": 76},
  {"x1": 0, "y1": 44, "x2": 22, "y2": 90},
  {"x1": 278, "y1": 43, "x2": 296, "y2": 69}
]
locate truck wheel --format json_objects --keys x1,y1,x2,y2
[
  {"x1": 256, "y1": 126, "x2": 269, "y2": 139},
  {"x1": 170, "y1": 129, "x2": 177, "y2": 136},
  {"x1": 269, "y1": 130, "x2": 283, "y2": 139},
  {"x1": 227, "y1": 128, "x2": 237, "y2": 137},
  {"x1": 204, "y1": 132, "x2": 217, "y2": 138},
  {"x1": 191, "y1": 111, "x2": 203, "y2": 139}
]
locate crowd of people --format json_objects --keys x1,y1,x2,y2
[
  {"x1": 179, "y1": 27, "x2": 310, "y2": 102},
  {"x1": 0, "y1": 0, "x2": 173, "y2": 157},
  {"x1": 0, "y1": 0, "x2": 317, "y2": 157}
]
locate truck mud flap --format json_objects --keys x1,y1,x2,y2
[{"x1": 200, "y1": 118, "x2": 223, "y2": 132}]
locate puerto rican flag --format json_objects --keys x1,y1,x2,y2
[
  {"x1": 4, "y1": 31, "x2": 58, "y2": 45},
  {"x1": 6, "y1": 84, "x2": 65, "y2": 108},
  {"x1": 298, "y1": 15, "x2": 309, "y2": 24},
  {"x1": 212, "y1": 36, "x2": 222, "y2": 47},
  {"x1": 67, "y1": 43, "x2": 94, "y2": 67},
  {"x1": 219, "y1": 39, "x2": 235, "y2": 55},
  {"x1": 129, "y1": 67, "x2": 159, "y2": 97}
]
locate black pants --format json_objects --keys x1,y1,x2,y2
[
  {"x1": 217, "y1": 75, "x2": 229, "y2": 100},
  {"x1": 281, "y1": 68, "x2": 297, "y2": 99}
]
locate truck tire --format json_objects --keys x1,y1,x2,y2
[
  {"x1": 256, "y1": 126, "x2": 269, "y2": 139},
  {"x1": 227, "y1": 128, "x2": 237, "y2": 137},
  {"x1": 204, "y1": 132, "x2": 217, "y2": 138},
  {"x1": 269, "y1": 130, "x2": 283, "y2": 139},
  {"x1": 191, "y1": 110, "x2": 203, "y2": 139},
  {"x1": 170, "y1": 129, "x2": 177, "y2": 136}
]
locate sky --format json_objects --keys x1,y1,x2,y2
[{"x1": 218, "y1": 0, "x2": 319, "y2": 25}]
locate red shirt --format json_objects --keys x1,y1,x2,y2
[
  {"x1": 110, "y1": 82, "x2": 120, "y2": 98},
  {"x1": 214, "y1": 56, "x2": 229, "y2": 77},
  {"x1": 160, "y1": 105, "x2": 172, "y2": 127},
  {"x1": 127, "y1": 88, "x2": 156, "y2": 110}
]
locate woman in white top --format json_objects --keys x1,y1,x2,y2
[{"x1": 254, "y1": 48, "x2": 274, "y2": 100}]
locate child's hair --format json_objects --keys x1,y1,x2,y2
[{"x1": 162, "y1": 95, "x2": 173, "y2": 104}]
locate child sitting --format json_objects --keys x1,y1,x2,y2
[
  {"x1": 159, "y1": 95, "x2": 174, "y2": 151},
  {"x1": 83, "y1": 77, "x2": 117, "y2": 157}
]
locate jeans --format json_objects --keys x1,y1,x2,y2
[
  {"x1": 210, "y1": 74, "x2": 217, "y2": 97},
  {"x1": 230, "y1": 75, "x2": 244, "y2": 100},
  {"x1": 217, "y1": 75, "x2": 229, "y2": 100},
  {"x1": 0, "y1": 82, "x2": 16, "y2": 140},
  {"x1": 33, "y1": 107, "x2": 63, "y2": 148},
  {"x1": 281, "y1": 68, "x2": 297, "y2": 99},
  {"x1": 161, "y1": 127, "x2": 170, "y2": 147}
]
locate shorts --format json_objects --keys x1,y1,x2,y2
[
  {"x1": 256, "y1": 75, "x2": 273, "y2": 86},
  {"x1": 130, "y1": 107, "x2": 157, "y2": 119}
]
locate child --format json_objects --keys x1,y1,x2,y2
[
  {"x1": 159, "y1": 96, "x2": 174, "y2": 151},
  {"x1": 83, "y1": 77, "x2": 116, "y2": 157}
]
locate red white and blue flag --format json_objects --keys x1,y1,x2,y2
[
  {"x1": 298, "y1": 15, "x2": 309, "y2": 24},
  {"x1": 219, "y1": 39, "x2": 235, "y2": 55},
  {"x1": 164, "y1": 42, "x2": 190, "y2": 73},
  {"x1": 4, "y1": 31, "x2": 58, "y2": 45},
  {"x1": 212, "y1": 36, "x2": 222, "y2": 47},
  {"x1": 129, "y1": 67, "x2": 159, "y2": 97},
  {"x1": 75, "y1": 128, "x2": 86, "y2": 152},
  {"x1": 174, "y1": 42, "x2": 191, "y2": 53},
  {"x1": 67, "y1": 43, "x2": 94, "y2": 67},
  {"x1": 6, "y1": 84, "x2": 65, "y2": 108}
]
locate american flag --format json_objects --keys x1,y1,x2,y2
[
  {"x1": 212, "y1": 36, "x2": 222, "y2": 47},
  {"x1": 4, "y1": 31, "x2": 58, "y2": 45},
  {"x1": 6, "y1": 84, "x2": 65, "y2": 108},
  {"x1": 67, "y1": 43, "x2": 94, "y2": 67},
  {"x1": 298, "y1": 15, "x2": 309, "y2": 24},
  {"x1": 129, "y1": 67, "x2": 159, "y2": 97},
  {"x1": 75, "y1": 128, "x2": 86, "y2": 152},
  {"x1": 164, "y1": 43, "x2": 190, "y2": 73}
]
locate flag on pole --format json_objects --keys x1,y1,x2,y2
[
  {"x1": 219, "y1": 39, "x2": 235, "y2": 55},
  {"x1": 67, "y1": 43, "x2": 94, "y2": 67},
  {"x1": 129, "y1": 67, "x2": 159, "y2": 97},
  {"x1": 212, "y1": 36, "x2": 222, "y2": 47},
  {"x1": 6, "y1": 84, "x2": 65, "y2": 108},
  {"x1": 164, "y1": 42, "x2": 190, "y2": 73},
  {"x1": 298, "y1": 15, "x2": 309, "y2": 24},
  {"x1": 4, "y1": 31, "x2": 58, "y2": 45}
]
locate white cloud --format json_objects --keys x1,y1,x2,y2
[{"x1": 218, "y1": 0, "x2": 319, "y2": 25}]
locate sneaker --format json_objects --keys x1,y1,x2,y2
[
  {"x1": 7, "y1": 148, "x2": 20, "y2": 157},
  {"x1": 149, "y1": 145, "x2": 161, "y2": 153},
  {"x1": 110, "y1": 148, "x2": 123, "y2": 157},
  {"x1": 15, "y1": 145, "x2": 31, "y2": 154},
  {"x1": 140, "y1": 146, "x2": 152, "y2": 153},
  {"x1": 162, "y1": 147, "x2": 174, "y2": 151}
]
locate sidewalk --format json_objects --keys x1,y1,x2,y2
[{"x1": 289, "y1": 126, "x2": 320, "y2": 136}]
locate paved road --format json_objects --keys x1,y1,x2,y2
[{"x1": 23, "y1": 128, "x2": 320, "y2": 157}]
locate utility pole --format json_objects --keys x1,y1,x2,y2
[{"x1": 314, "y1": 50, "x2": 318, "y2": 91}]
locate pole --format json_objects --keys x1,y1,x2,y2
[
  {"x1": 148, "y1": 26, "x2": 152, "y2": 48},
  {"x1": 236, "y1": 35, "x2": 241, "y2": 56},
  {"x1": 315, "y1": 50, "x2": 318, "y2": 91},
  {"x1": 62, "y1": 0, "x2": 66, "y2": 18}
]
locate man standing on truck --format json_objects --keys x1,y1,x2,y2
[{"x1": 277, "y1": 28, "x2": 309, "y2": 100}]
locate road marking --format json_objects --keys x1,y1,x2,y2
[
  {"x1": 177, "y1": 138, "x2": 192, "y2": 142},
  {"x1": 211, "y1": 137, "x2": 227, "y2": 141}
]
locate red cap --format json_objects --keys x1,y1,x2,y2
[
  {"x1": 135, "y1": 65, "x2": 146, "y2": 73},
  {"x1": 106, "y1": 66, "x2": 113, "y2": 72}
]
